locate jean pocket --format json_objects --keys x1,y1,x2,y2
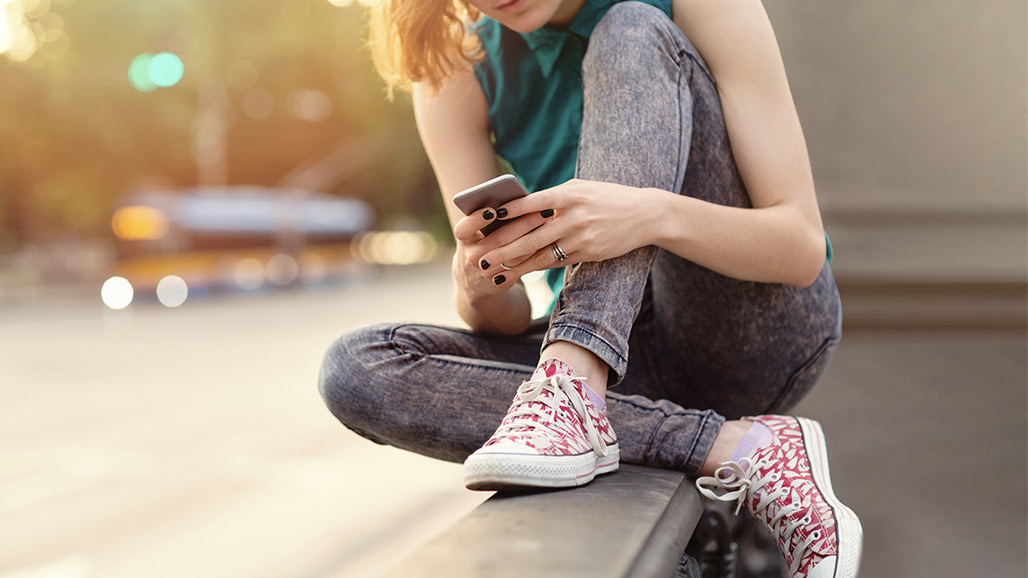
[{"x1": 764, "y1": 335, "x2": 842, "y2": 414}]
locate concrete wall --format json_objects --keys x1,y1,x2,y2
[{"x1": 765, "y1": 0, "x2": 1027, "y2": 210}]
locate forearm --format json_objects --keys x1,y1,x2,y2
[
  {"x1": 456, "y1": 279, "x2": 533, "y2": 335},
  {"x1": 650, "y1": 189, "x2": 826, "y2": 287}
]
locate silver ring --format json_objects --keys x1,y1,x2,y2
[
  {"x1": 499, "y1": 263, "x2": 514, "y2": 271},
  {"x1": 551, "y1": 243, "x2": 568, "y2": 263}
]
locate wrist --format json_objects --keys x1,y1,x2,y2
[
  {"x1": 459, "y1": 283, "x2": 531, "y2": 335},
  {"x1": 465, "y1": 287, "x2": 501, "y2": 309},
  {"x1": 644, "y1": 187, "x2": 680, "y2": 248}
]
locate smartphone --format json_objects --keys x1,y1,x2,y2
[{"x1": 452, "y1": 175, "x2": 529, "y2": 236}]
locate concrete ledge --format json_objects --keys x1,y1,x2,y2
[{"x1": 380, "y1": 465, "x2": 704, "y2": 578}]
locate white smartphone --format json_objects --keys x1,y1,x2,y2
[{"x1": 452, "y1": 175, "x2": 529, "y2": 236}]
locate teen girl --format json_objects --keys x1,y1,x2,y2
[{"x1": 319, "y1": 2, "x2": 862, "y2": 576}]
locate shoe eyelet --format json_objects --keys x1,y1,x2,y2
[
  {"x1": 803, "y1": 516, "x2": 811, "y2": 525},
  {"x1": 813, "y1": 531, "x2": 821, "y2": 539}
]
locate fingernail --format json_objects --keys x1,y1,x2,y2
[
  {"x1": 541, "y1": 209, "x2": 554, "y2": 218},
  {"x1": 483, "y1": 210, "x2": 494, "y2": 221},
  {"x1": 493, "y1": 274, "x2": 506, "y2": 285},
  {"x1": 496, "y1": 208, "x2": 508, "y2": 219},
  {"x1": 480, "y1": 259, "x2": 491, "y2": 270}
]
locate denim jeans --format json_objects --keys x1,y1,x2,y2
[{"x1": 318, "y1": 2, "x2": 842, "y2": 476}]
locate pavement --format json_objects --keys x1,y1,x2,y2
[{"x1": 0, "y1": 264, "x2": 1025, "y2": 578}]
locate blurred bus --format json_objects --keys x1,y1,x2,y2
[{"x1": 111, "y1": 186, "x2": 374, "y2": 296}]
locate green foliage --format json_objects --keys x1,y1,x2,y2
[{"x1": 0, "y1": 0, "x2": 436, "y2": 249}]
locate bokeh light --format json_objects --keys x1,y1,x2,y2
[
  {"x1": 39, "y1": 27, "x2": 67, "y2": 59},
  {"x1": 149, "y1": 52, "x2": 184, "y2": 87},
  {"x1": 111, "y1": 205, "x2": 170, "y2": 241},
  {"x1": 101, "y1": 276, "x2": 134, "y2": 310},
  {"x1": 0, "y1": 3, "x2": 13, "y2": 55},
  {"x1": 156, "y1": 275, "x2": 188, "y2": 307},
  {"x1": 128, "y1": 53, "x2": 157, "y2": 92},
  {"x1": 232, "y1": 258, "x2": 265, "y2": 290},
  {"x1": 0, "y1": 0, "x2": 60, "y2": 62},
  {"x1": 353, "y1": 231, "x2": 438, "y2": 266},
  {"x1": 267, "y1": 253, "x2": 299, "y2": 286},
  {"x1": 128, "y1": 52, "x2": 183, "y2": 91},
  {"x1": 286, "y1": 88, "x2": 332, "y2": 122}
]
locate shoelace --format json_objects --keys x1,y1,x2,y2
[
  {"x1": 494, "y1": 374, "x2": 607, "y2": 457},
  {"x1": 696, "y1": 458, "x2": 821, "y2": 575}
]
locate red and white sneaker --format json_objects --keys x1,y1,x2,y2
[
  {"x1": 463, "y1": 363, "x2": 619, "y2": 491},
  {"x1": 695, "y1": 415, "x2": 862, "y2": 578}
]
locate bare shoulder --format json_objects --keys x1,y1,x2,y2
[
  {"x1": 670, "y1": 0, "x2": 786, "y2": 89},
  {"x1": 413, "y1": 67, "x2": 489, "y2": 136}
]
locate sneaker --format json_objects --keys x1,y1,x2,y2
[
  {"x1": 695, "y1": 415, "x2": 862, "y2": 578},
  {"x1": 463, "y1": 367, "x2": 619, "y2": 491}
]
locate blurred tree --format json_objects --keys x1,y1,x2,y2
[{"x1": 0, "y1": 0, "x2": 436, "y2": 252}]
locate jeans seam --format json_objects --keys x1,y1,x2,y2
[
  {"x1": 672, "y1": 54, "x2": 685, "y2": 193},
  {"x1": 386, "y1": 322, "x2": 425, "y2": 362},
  {"x1": 617, "y1": 395, "x2": 701, "y2": 418},
  {"x1": 763, "y1": 334, "x2": 842, "y2": 414},
  {"x1": 641, "y1": 416, "x2": 665, "y2": 466},
  {"x1": 659, "y1": 17, "x2": 690, "y2": 195},
  {"x1": 683, "y1": 412, "x2": 710, "y2": 473},
  {"x1": 427, "y1": 354, "x2": 534, "y2": 375},
  {"x1": 682, "y1": 49, "x2": 716, "y2": 88},
  {"x1": 387, "y1": 323, "x2": 537, "y2": 375},
  {"x1": 659, "y1": 5, "x2": 716, "y2": 89}
]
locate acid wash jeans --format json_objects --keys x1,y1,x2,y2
[{"x1": 318, "y1": 2, "x2": 842, "y2": 476}]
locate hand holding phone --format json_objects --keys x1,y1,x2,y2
[{"x1": 452, "y1": 175, "x2": 529, "y2": 236}]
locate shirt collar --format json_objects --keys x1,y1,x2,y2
[{"x1": 519, "y1": 0, "x2": 618, "y2": 78}]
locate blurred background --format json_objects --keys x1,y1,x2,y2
[{"x1": 0, "y1": 1, "x2": 1025, "y2": 577}]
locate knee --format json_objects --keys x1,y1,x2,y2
[
  {"x1": 587, "y1": 2, "x2": 678, "y2": 66},
  {"x1": 317, "y1": 323, "x2": 395, "y2": 426},
  {"x1": 597, "y1": 1, "x2": 670, "y2": 33},
  {"x1": 585, "y1": 3, "x2": 705, "y2": 83}
]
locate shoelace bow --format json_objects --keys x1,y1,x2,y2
[
  {"x1": 495, "y1": 374, "x2": 607, "y2": 457},
  {"x1": 696, "y1": 457, "x2": 822, "y2": 575}
]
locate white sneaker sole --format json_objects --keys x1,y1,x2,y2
[
  {"x1": 797, "y1": 417, "x2": 863, "y2": 578},
  {"x1": 464, "y1": 443, "x2": 620, "y2": 491}
]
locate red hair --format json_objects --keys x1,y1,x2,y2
[{"x1": 368, "y1": 0, "x2": 483, "y2": 97}]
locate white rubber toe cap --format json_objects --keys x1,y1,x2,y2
[{"x1": 807, "y1": 556, "x2": 838, "y2": 578}]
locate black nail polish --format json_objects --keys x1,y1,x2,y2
[
  {"x1": 541, "y1": 209, "x2": 554, "y2": 218},
  {"x1": 483, "y1": 210, "x2": 494, "y2": 221},
  {"x1": 493, "y1": 274, "x2": 506, "y2": 285},
  {"x1": 480, "y1": 259, "x2": 491, "y2": 270},
  {"x1": 496, "y1": 208, "x2": 508, "y2": 219}
]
